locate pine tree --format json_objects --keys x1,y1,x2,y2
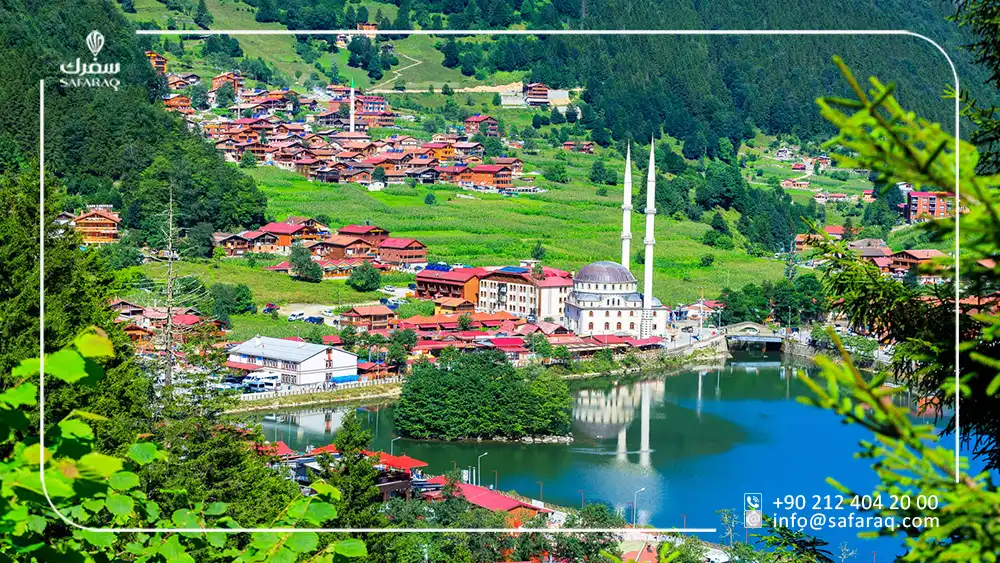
[{"x1": 194, "y1": 0, "x2": 213, "y2": 29}]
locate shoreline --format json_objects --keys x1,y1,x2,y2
[{"x1": 226, "y1": 345, "x2": 732, "y2": 414}]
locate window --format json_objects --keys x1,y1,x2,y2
[
  {"x1": 588, "y1": 322, "x2": 594, "y2": 330},
  {"x1": 617, "y1": 311, "x2": 622, "y2": 317},
  {"x1": 604, "y1": 322, "x2": 610, "y2": 330},
  {"x1": 589, "y1": 311, "x2": 594, "y2": 317},
  {"x1": 616, "y1": 322, "x2": 622, "y2": 330},
  {"x1": 630, "y1": 322, "x2": 635, "y2": 330}
]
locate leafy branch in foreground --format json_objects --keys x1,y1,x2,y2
[
  {"x1": 1, "y1": 329, "x2": 366, "y2": 562},
  {"x1": 800, "y1": 59, "x2": 1000, "y2": 559}
]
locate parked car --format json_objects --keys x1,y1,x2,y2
[
  {"x1": 262, "y1": 303, "x2": 279, "y2": 314},
  {"x1": 681, "y1": 326, "x2": 694, "y2": 333},
  {"x1": 245, "y1": 373, "x2": 281, "y2": 393},
  {"x1": 383, "y1": 285, "x2": 397, "y2": 292},
  {"x1": 407, "y1": 283, "x2": 417, "y2": 290},
  {"x1": 321, "y1": 308, "x2": 336, "y2": 317},
  {"x1": 378, "y1": 297, "x2": 390, "y2": 304},
  {"x1": 287, "y1": 312, "x2": 305, "y2": 322},
  {"x1": 304, "y1": 316, "x2": 324, "y2": 325}
]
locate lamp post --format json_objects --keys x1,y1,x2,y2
[
  {"x1": 632, "y1": 487, "x2": 646, "y2": 526},
  {"x1": 680, "y1": 513, "x2": 687, "y2": 533},
  {"x1": 390, "y1": 436, "x2": 401, "y2": 456},
  {"x1": 537, "y1": 481, "x2": 543, "y2": 502},
  {"x1": 578, "y1": 489, "x2": 585, "y2": 509},
  {"x1": 477, "y1": 452, "x2": 489, "y2": 486},
  {"x1": 492, "y1": 469, "x2": 499, "y2": 489},
  {"x1": 450, "y1": 460, "x2": 457, "y2": 471}
]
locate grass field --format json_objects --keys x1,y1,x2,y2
[
  {"x1": 135, "y1": 259, "x2": 382, "y2": 307},
  {"x1": 247, "y1": 157, "x2": 785, "y2": 305}
]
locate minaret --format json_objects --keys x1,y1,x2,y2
[
  {"x1": 349, "y1": 77, "x2": 356, "y2": 133},
  {"x1": 641, "y1": 141, "x2": 656, "y2": 337},
  {"x1": 621, "y1": 144, "x2": 633, "y2": 269}
]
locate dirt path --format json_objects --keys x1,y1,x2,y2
[
  {"x1": 371, "y1": 81, "x2": 525, "y2": 94},
  {"x1": 370, "y1": 52, "x2": 423, "y2": 90}
]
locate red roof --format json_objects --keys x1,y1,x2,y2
[
  {"x1": 379, "y1": 237, "x2": 424, "y2": 250},
  {"x1": 416, "y1": 268, "x2": 486, "y2": 283},
  {"x1": 312, "y1": 444, "x2": 339, "y2": 455},
  {"x1": 344, "y1": 305, "x2": 396, "y2": 317},
  {"x1": 424, "y1": 476, "x2": 551, "y2": 513},
  {"x1": 171, "y1": 314, "x2": 202, "y2": 326},
  {"x1": 338, "y1": 224, "x2": 384, "y2": 235},
  {"x1": 257, "y1": 441, "x2": 295, "y2": 457},
  {"x1": 910, "y1": 191, "x2": 954, "y2": 198},
  {"x1": 261, "y1": 222, "x2": 305, "y2": 235},
  {"x1": 471, "y1": 165, "x2": 510, "y2": 173},
  {"x1": 824, "y1": 225, "x2": 845, "y2": 235},
  {"x1": 322, "y1": 334, "x2": 342, "y2": 345},
  {"x1": 465, "y1": 115, "x2": 496, "y2": 123},
  {"x1": 372, "y1": 452, "x2": 428, "y2": 471},
  {"x1": 226, "y1": 360, "x2": 261, "y2": 371}
]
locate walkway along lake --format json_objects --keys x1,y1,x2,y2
[{"x1": 256, "y1": 352, "x2": 933, "y2": 558}]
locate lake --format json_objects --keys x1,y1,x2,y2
[{"x1": 257, "y1": 352, "x2": 937, "y2": 559}]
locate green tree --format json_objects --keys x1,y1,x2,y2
[
  {"x1": 239, "y1": 150, "x2": 256, "y2": 168},
  {"x1": 441, "y1": 83, "x2": 454, "y2": 96},
  {"x1": 194, "y1": 0, "x2": 213, "y2": 28},
  {"x1": 492, "y1": 92, "x2": 502, "y2": 106},
  {"x1": 543, "y1": 162, "x2": 568, "y2": 183},
  {"x1": 424, "y1": 192, "x2": 436, "y2": 205},
  {"x1": 347, "y1": 261, "x2": 381, "y2": 292},
  {"x1": 187, "y1": 82, "x2": 209, "y2": 109},
  {"x1": 290, "y1": 245, "x2": 323, "y2": 282},
  {"x1": 457, "y1": 313, "x2": 473, "y2": 331},
  {"x1": 372, "y1": 166, "x2": 387, "y2": 184},
  {"x1": 531, "y1": 240, "x2": 546, "y2": 260},
  {"x1": 214, "y1": 82, "x2": 236, "y2": 107}
]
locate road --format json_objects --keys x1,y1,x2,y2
[{"x1": 370, "y1": 52, "x2": 422, "y2": 90}]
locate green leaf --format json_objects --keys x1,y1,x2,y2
[
  {"x1": 206, "y1": 531, "x2": 227, "y2": 548},
  {"x1": 268, "y1": 547, "x2": 297, "y2": 563},
  {"x1": 159, "y1": 534, "x2": 195, "y2": 563},
  {"x1": 78, "y1": 452, "x2": 123, "y2": 478},
  {"x1": 58, "y1": 419, "x2": 94, "y2": 441},
  {"x1": 171, "y1": 508, "x2": 200, "y2": 528},
  {"x1": 11, "y1": 358, "x2": 40, "y2": 378},
  {"x1": 128, "y1": 442, "x2": 160, "y2": 465},
  {"x1": 285, "y1": 531, "x2": 319, "y2": 553},
  {"x1": 21, "y1": 443, "x2": 48, "y2": 466},
  {"x1": 83, "y1": 498, "x2": 106, "y2": 514},
  {"x1": 74, "y1": 333, "x2": 115, "y2": 358},
  {"x1": 145, "y1": 500, "x2": 161, "y2": 522},
  {"x1": 79, "y1": 529, "x2": 116, "y2": 547},
  {"x1": 44, "y1": 350, "x2": 88, "y2": 383},
  {"x1": 333, "y1": 538, "x2": 368, "y2": 558},
  {"x1": 69, "y1": 409, "x2": 109, "y2": 422},
  {"x1": 303, "y1": 501, "x2": 337, "y2": 524},
  {"x1": 106, "y1": 493, "x2": 135, "y2": 517},
  {"x1": 109, "y1": 471, "x2": 140, "y2": 491},
  {"x1": 204, "y1": 501, "x2": 228, "y2": 515},
  {"x1": 0, "y1": 383, "x2": 37, "y2": 408},
  {"x1": 310, "y1": 481, "x2": 342, "y2": 501}
]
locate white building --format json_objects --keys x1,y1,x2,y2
[
  {"x1": 476, "y1": 260, "x2": 573, "y2": 323},
  {"x1": 564, "y1": 143, "x2": 670, "y2": 338},
  {"x1": 227, "y1": 336, "x2": 358, "y2": 387}
]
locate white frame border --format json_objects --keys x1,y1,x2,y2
[{"x1": 38, "y1": 27, "x2": 962, "y2": 535}]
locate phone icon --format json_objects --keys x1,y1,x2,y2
[{"x1": 745, "y1": 493, "x2": 762, "y2": 511}]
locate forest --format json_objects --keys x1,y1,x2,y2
[
  {"x1": 393, "y1": 349, "x2": 574, "y2": 440},
  {"x1": 0, "y1": 0, "x2": 268, "y2": 248}
]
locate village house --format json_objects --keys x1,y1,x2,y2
[
  {"x1": 862, "y1": 189, "x2": 876, "y2": 203},
  {"x1": 145, "y1": 51, "x2": 167, "y2": 74},
  {"x1": 240, "y1": 230, "x2": 281, "y2": 253},
  {"x1": 213, "y1": 232, "x2": 249, "y2": 256},
  {"x1": 167, "y1": 74, "x2": 189, "y2": 90},
  {"x1": 211, "y1": 72, "x2": 243, "y2": 96},
  {"x1": 339, "y1": 169, "x2": 372, "y2": 185},
  {"x1": 305, "y1": 235, "x2": 376, "y2": 260},
  {"x1": 162, "y1": 94, "x2": 192, "y2": 114},
  {"x1": 434, "y1": 165, "x2": 467, "y2": 184},
  {"x1": 355, "y1": 94, "x2": 388, "y2": 113},
  {"x1": 890, "y1": 249, "x2": 947, "y2": 275},
  {"x1": 452, "y1": 141, "x2": 485, "y2": 159},
  {"x1": 523, "y1": 82, "x2": 549, "y2": 106},
  {"x1": 905, "y1": 191, "x2": 954, "y2": 222},
  {"x1": 415, "y1": 267, "x2": 485, "y2": 304},
  {"x1": 463, "y1": 115, "x2": 499, "y2": 137},
  {"x1": 561, "y1": 141, "x2": 595, "y2": 154},
  {"x1": 422, "y1": 142, "x2": 455, "y2": 161},
  {"x1": 358, "y1": 110, "x2": 396, "y2": 128},
  {"x1": 492, "y1": 157, "x2": 523, "y2": 176},
  {"x1": 433, "y1": 297, "x2": 476, "y2": 316},
  {"x1": 477, "y1": 261, "x2": 574, "y2": 323},
  {"x1": 792, "y1": 162, "x2": 807, "y2": 171},
  {"x1": 72, "y1": 206, "x2": 121, "y2": 245},
  {"x1": 227, "y1": 336, "x2": 358, "y2": 386},
  {"x1": 405, "y1": 167, "x2": 440, "y2": 184},
  {"x1": 377, "y1": 238, "x2": 428, "y2": 270},
  {"x1": 780, "y1": 178, "x2": 810, "y2": 189},
  {"x1": 457, "y1": 164, "x2": 513, "y2": 191},
  {"x1": 357, "y1": 21, "x2": 378, "y2": 39},
  {"x1": 340, "y1": 305, "x2": 397, "y2": 331},
  {"x1": 338, "y1": 224, "x2": 390, "y2": 245}
]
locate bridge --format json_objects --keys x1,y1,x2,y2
[{"x1": 720, "y1": 322, "x2": 786, "y2": 349}]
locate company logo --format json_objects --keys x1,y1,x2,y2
[{"x1": 59, "y1": 30, "x2": 120, "y2": 91}]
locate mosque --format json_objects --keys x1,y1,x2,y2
[{"x1": 564, "y1": 143, "x2": 670, "y2": 338}]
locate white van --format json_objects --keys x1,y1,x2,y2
[
  {"x1": 287, "y1": 312, "x2": 305, "y2": 322},
  {"x1": 244, "y1": 372, "x2": 281, "y2": 392}
]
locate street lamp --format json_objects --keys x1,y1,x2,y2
[
  {"x1": 578, "y1": 489, "x2": 585, "y2": 509},
  {"x1": 477, "y1": 452, "x2": 489, "y2": 486},
  {"x1": 492, "y1": 469, "x2": 499, "y2": 489},
  {"x1": 632, "y1": 487, "x2": 646, "y2": 526},
  {"x1": 390, "y1": 436, "x2": 401, "y2": 456},
  {"x1": 537, "y1": 481, "x2": 543, "y2": 502}
]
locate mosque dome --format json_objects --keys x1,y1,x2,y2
[{"x1": 574, "y1": 261, "x2": 637, "y2": 285}]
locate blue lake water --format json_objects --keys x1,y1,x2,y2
[{"x1": 260, "y1": 352, "x2": 962, "y2": 559}]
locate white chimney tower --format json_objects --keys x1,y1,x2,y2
[
  {"x1": 621, "y1": 144, "x2": 633, "y2": 270},
  {"x1": 641, "y1": 140, "x2": 656, "y2": 337}
]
